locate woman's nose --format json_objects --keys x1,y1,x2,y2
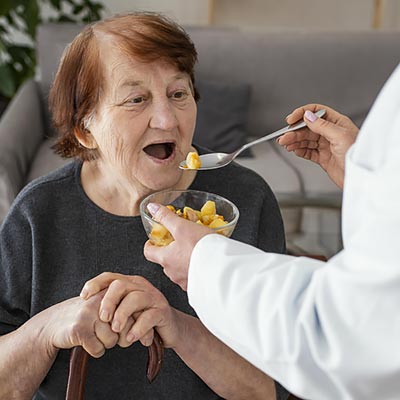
[{"x1": 149, "y1": 99, "x2": 178, "y2": 131}]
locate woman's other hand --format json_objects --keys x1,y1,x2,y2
[
  {"x1": 80, "y1": 272, "x2": 181, "y2": 348},
  {"x1": 278, "y1": 104, "x2": 359, "y2": 188},
  {"x1": 41, "y1": 292, "x2": 118, "y2": 358}
]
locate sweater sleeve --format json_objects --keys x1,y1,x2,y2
[{"x1": 0, "y1": 202, "x2": 32, "y2": 334}]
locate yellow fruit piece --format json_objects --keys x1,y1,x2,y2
[
  {"x1": 186, "y1": 151, "x2": 201, "y2": 169},
  {"x1": 149, "y1": 199, "x2": 228, "y2": 245},
  {"x1": 201, "y1": 200, "x2": 216, "y2": 216},
  {"x1": 149, "y1": 223, "x2": 173, "y2": 246},
  {"x1": 209, "y1": 218, "x2": 228, "y2": 229},
  {"x1": 183, "y1": 207, "x2": 200, "y2": 222},
  {"x1": 201, "y1": 215, "x2": 213, "y2": 225}
]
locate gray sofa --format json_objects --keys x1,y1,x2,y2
[{"x1": 1, "y1": 23, "x2": 400, "y2": 256}]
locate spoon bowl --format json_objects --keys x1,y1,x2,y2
[{"x1": 180, "y1": 109, "x2": 326, "y2": 170}]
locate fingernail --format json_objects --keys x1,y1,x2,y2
[
  {"x1": 100, "y1": 310, "x2": 110, "y2": 322},
  {"x1": 127, "y1": 332, "x2": 136, "y2": 343},
  {"x1": 80, "y1": 288, "x2": 88, "y2": 299},
  {"x1": 285, "y1": 114, "x2": 291, "y2": 121},
  {"x1": 112, "y1": 321, "x2": 120, "y2": 332},
  {"x1": 147, "y1": 203, "x2": 160, "y2": 216},
  {"x1": 305, "y1": 110, "x2": 317, "y2": 122}
]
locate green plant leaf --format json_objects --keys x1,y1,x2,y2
[
  {"x1": 1, "y1": 0, "x2": 104, "y2": 99},
  {"x1": 0, "y1": 37, "x2": 7, "y2": 53},
  {"x1": 72, "y1": 5, "x2": 84, "y2": 15},
  {"x1": 14, "y1": 62, "x2": 35, "y2": 88},
  {"x1": 8, "y1": 45, "x2": 35, "y2": 66},
  {"x1": 88, "y1": 3, "x2": 104, "y2": 19},
  {"x1": 0, "y1": 64, "x2": 17, "y2": 99},
  {"x1": 56, "y1": 14, "x2": 76, "y2": 23},
  {"x1": 5, "y1": 13, "x2": 15, "y2": 27},
  {"x1": 0, "y1": 0, "x2": 14, "y2": 16},
  {"x1": 23, "y1": 0, "x2": 40, "y2": 38},
  {"x1": 48, "y1": 0, "x2": 62, "y2": 10}
]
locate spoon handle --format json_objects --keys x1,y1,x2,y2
[{"x1": 232, "y1": 109, "x2": 326, "y2": 158}]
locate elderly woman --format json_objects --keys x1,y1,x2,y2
[{"x1": 0, "y1": 12, "x2": 289, "y2": 400}]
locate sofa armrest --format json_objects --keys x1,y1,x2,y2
[{"x1": 0, "y1": 79, "x2": 45, "y2": 200}]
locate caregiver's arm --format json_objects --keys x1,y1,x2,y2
[
  {"x1": 187, "y1": 67, "x2": 400, "y2": 400},
  {"x1": 172, "y1": 310, "x2": 277, "y2": 400}
]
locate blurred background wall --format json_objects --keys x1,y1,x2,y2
[{"x1": 99, "y1": 0, "x2": 400, "y2": 30}]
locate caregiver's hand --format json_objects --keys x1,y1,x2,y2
[
  {"x1": 81, "y1": 272, "x2": 182, "y2": 348},
  {"x1": 42, "y1": 291, "x2": 118, "y2": 358},
  {"x1": 143, "y1": 203, "x2": 213, "y2": 290},
  {"x1": 278, "y1": 104, "x2": 359, "y2": 188}
]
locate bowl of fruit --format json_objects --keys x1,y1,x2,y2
[{"x1": 140, "y1": 189, "x2": 239, "y2": 246}]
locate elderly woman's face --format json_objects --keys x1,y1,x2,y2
[{"x1": 87, "y1": 43, "x2": 197, "y2": 192}]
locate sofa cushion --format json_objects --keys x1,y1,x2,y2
[
  {"x1": 0, "y1": 166, "x2": 15, "y2": 223},
  {"x1": 26, "y1": 139, "x2": 70, "y2": 183},
  {"x1": 188, "y1": 28, "x2": 400, "y2": 137},
  {"x1": 193, "y1": 79, "x2": 253, "y2": 157},
  {"x1": 0, "y1": 80, "x2": 46, "y2": 224}
]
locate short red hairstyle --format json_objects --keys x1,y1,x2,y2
[{"x1": 49, "y1": 12, "x2": 199, "y2": 161}]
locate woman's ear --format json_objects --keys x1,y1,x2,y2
[{"x1": 74, "y1": 127, "x2": 97, "y2": 149}]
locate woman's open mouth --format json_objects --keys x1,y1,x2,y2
[{"x1": 143, "y1": 142, "x2": 176, "y2": 161}]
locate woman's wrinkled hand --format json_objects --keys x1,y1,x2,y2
[
  {"x1": 41, "y1": 291, "x2": 118, "y2": 358},
  {"x1": 80, "y1": 272, "x2": 181, "y2": 348},
  {"x1": 277, "y1": 104, "x2": 359, "y2": 188}
]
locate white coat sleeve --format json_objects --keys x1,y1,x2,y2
[{"x1": 187, "y1": 64, "x2": 400, "y2": 400}]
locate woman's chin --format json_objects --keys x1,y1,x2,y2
[{"x1": 142, "y1": 170, "x2": 181, "y2": 192}]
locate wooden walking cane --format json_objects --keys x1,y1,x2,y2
[{"x1": 66, "y1": 332, "x2": 164, "y2": 400}]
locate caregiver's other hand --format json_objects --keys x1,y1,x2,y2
[
  {"x1": 143, "y1": 203, "x2": 213, "y2": 290},
  {"x1": 81, "y1": 272, "x2": 181, "y2": 348},
  {"x1": 278, "y1": 104, "x2": 359, "y2": 188}
]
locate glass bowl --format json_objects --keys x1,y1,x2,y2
[{"x1": 140, "y1": 189, "x2": 240, "y2": 246}]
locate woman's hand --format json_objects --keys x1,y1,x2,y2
[
  {"x1": 80, "y1": 272, "x2": 182, "y2": 348},
  {"x1": 278, "y1": 104, "x2": 359, "y2": 188},
  {"x1": 41, "y1": 292, "x2": 119, "y2": 358}
]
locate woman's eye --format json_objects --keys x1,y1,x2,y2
[
  {"x1": 126, "y1": 96, "x2": 146, "y2": 105},
  {"x1": 172, "y1": 91, "x2": 188, "y2": 100}
]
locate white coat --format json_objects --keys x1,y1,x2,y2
[{"x1": 187, "y1": 64, "x2": 400, "y2": 400}]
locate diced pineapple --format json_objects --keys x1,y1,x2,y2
[
  {"x1": 201, "y1": 214, "x2": 214, "y2": 225},
  {"x1": 186, "y1": 151, "x2": 201, "y2": 169},
  {"x1": 208, "y1": 218, "x2": 228, "y2": 229},
  {"x1": 183, "y1": 207, "x2": 200, "y2": 222},
  {"x1": 200, "y1": 200, "x2": 216, "y2": 217},
  {"x1": 150, "y1": 223, "x2": 173, "y2": 246},
  {"x1": 149, "y1": 198, "x2": 229, "y2": 245}
]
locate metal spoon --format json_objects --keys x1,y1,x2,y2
[{"x1": 180, "y1": 109, "x2": 326, "y2": 170}]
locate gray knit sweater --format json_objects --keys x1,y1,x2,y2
[{"x1": 0, "y1": 159, "x2": 288, "y2": 400}]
